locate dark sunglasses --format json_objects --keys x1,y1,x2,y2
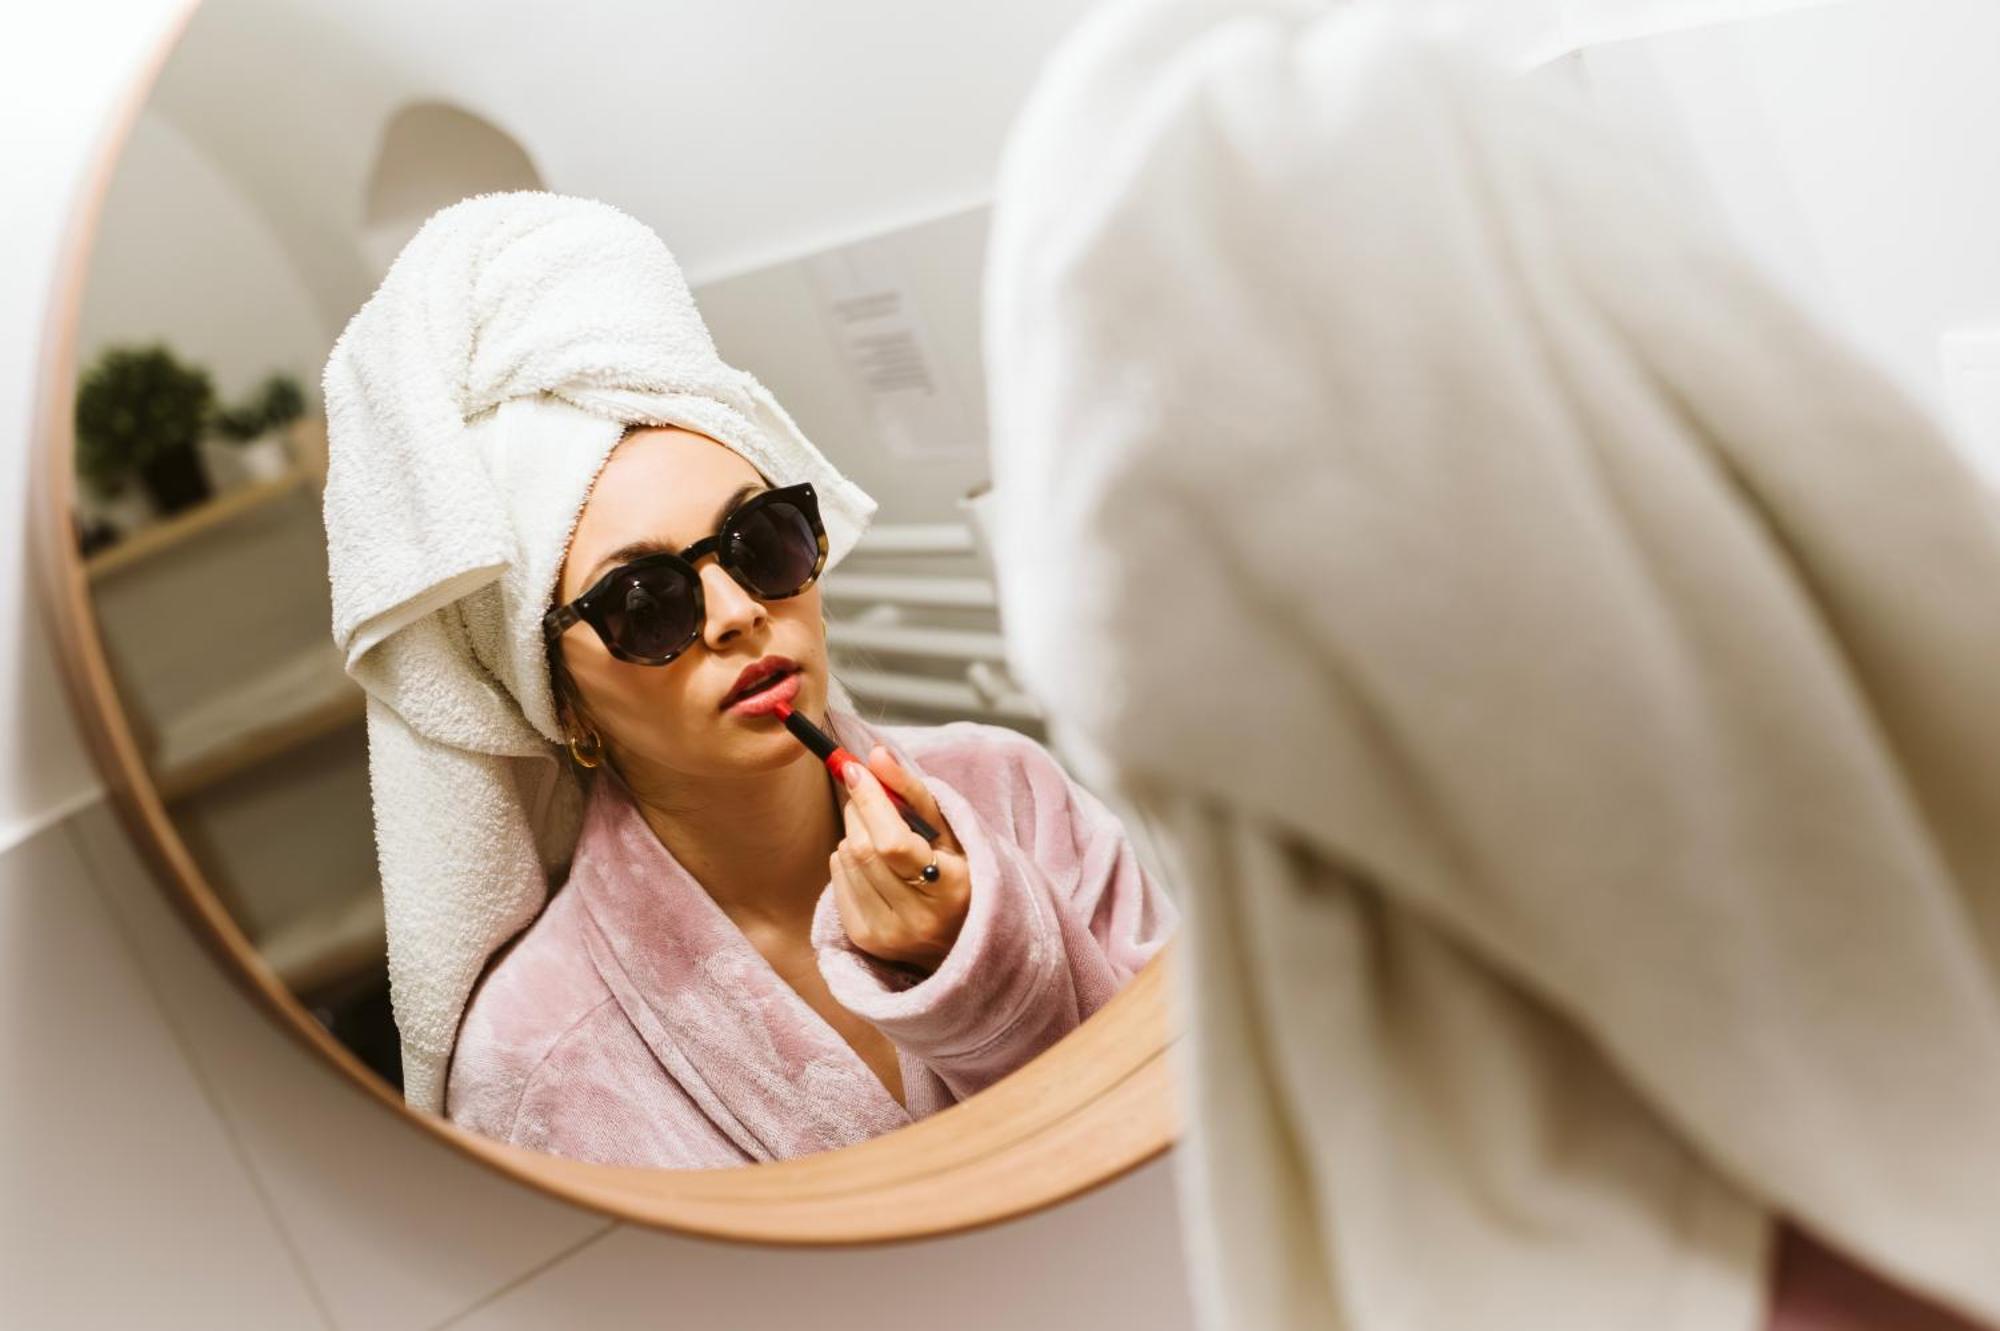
[{"x1": 542, "y1": 481, "x2": 828, "y2": 666}]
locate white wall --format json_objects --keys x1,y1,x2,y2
[
  {"x1": 77, "y1": 106, "x2": 331, "y2": 413},
  {"x1": 699, "y1": 205, "x2": 996, "y2": 527},
  {"x1": 1574, "y1": 0, "x2": 2000, "y2": 480},
  {"x1": 1, "y1": 5, "x2": 1199, "y2": 1329},
  {"x1": 143, "y1": 0, "x2": 1112, "y2": 332}
]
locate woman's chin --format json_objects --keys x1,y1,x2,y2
[{"x1": 747, "y1": 723, "x2": 822, "y2": 775}]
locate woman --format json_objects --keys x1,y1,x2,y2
[
  {"x1": 443, "y1": 422, "x2": 1176, "y2": 1167},
  {"x1": 319, "y1": 190, "x2": 1177, "y2": 1169}
]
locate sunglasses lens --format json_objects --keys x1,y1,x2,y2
[
  {"x1": 603, "y1": 562, "x2": 700, "y2": 660},
  {"x1": 726, "y1": 496, "x2": 822, "y2": 597}
]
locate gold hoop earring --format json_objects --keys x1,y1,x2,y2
[{"x1": 567, "y1": 727, "x2": 603, "y2": 769}]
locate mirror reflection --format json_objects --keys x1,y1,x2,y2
[{"x1": 69, "y1": 0, "x2": 1180, "y2": 1170}]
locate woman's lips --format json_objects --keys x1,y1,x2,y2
[
  {"x1": 723, "y1": 667, "x2": 802, "y2": 718},
  {"x1": 722, "y1": 654, "x2": 800, "y2": 709}
]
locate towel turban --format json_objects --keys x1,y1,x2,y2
[{"x1": 321, "y1": 190, "x2": 877, "y2": 1113}]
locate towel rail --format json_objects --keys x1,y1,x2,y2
[
  {"x1": 826, "y1": 620, "x2": 1008, "y2": 661},
  {"x1": 825, "y1": 509, "x2": 1038, "y2": 725},
  {"x1": 820, "y1": 573, "x2": 997, "y2": 609},
  {"x1": 836, "y1": 666, "x2": 1041, "y2": 723},
  {"x1": 850, "y1": 522, "x2": 978, "y2": 555}
]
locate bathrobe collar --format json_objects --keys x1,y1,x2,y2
[{"x1": 566, "y1": 706, "x2": 925, "y2": 1162}]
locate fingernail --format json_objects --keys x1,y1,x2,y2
[{"x1": 843, "y1": 763, "x2": 863, "y2": 788}]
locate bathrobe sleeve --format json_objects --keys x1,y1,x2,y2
[{"x1": 810, "y1": 725, "x2": 1179, "y2": 1101}]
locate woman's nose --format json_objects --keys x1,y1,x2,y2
[{"x1": 700, "y1": 560, "x2": 767, "y2": 648}]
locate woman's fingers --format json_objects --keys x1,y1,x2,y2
[
  {"x1": 832, "y1": 762, "x2": 972, "y2": 970},
  {"x1": 840, "y1": 760, "x2": 935, "y2": 872},
  {"x1": 834, "y1": 835, "x2": 970, "y2": 970},
  {"x1": 838, "y1": 798, "x2": 902, "y2": 912},
  {"x1": 829, "y1": 842, "x2": 894, "y2": 936},
  {"x1": 832, "y1": 828, "x2": 932, "y2": 964},
  {"x1": 862, "y1": 746, "x2": 958, "y2": 852}
]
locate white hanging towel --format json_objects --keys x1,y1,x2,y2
[{"x1": 983, "y1": 3, "x2": 2000, "y2": 1329}]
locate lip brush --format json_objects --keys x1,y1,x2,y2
[{"x1": 772, "y1": 699, "x2": 940, "y2": 842}]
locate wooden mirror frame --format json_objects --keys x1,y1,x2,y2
[{"x1": 27, "y1": 0, "x2": 1184, "y2": 1246}]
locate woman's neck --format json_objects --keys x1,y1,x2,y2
[{"x1": 621, "y1": 747, "x2": 842, "y2": 936}]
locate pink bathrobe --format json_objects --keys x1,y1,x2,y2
[{"x1": 442, "y1": 707, "x2": 1180, "y2": 1168}]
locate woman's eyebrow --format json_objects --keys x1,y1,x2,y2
[{"x1": 582, "y1": 482, "x2": 768, "y2": 586}]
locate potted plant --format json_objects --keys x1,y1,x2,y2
[
  {"x1": 74, "y1": 343, "x2": 217, "y2": 517},
  {"x1": 213, "y1": 372, "x2": 307, "y2": 484}
]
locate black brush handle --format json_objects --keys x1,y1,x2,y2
[
  {"x1": 780, "y1": 708, "x2": 939, "y2": 842},
  {"x1": 889, "y1": 798, "x2": 940, "y2": 844},
  {"x1": 779, "y1": 707, "x2": 840, "y2": 761}
]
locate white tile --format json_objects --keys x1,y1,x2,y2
[
  {"x1": 0, "y1": 818, "x2": 328, "y2": 1330},
  {"x1": 445, "y1": 1156, "x2": 1197, "y2": 1331},
  {"x1": 65, "y1": 798, "x2": 613, "y2": 1331}
]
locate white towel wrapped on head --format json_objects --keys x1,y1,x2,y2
[{"x1": 321, "y1": 190, "x2": 877, "y2": 1114}]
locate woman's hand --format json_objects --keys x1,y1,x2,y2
[{"x1": 829, "y1": 745, "x2": 970, "y2": 976}]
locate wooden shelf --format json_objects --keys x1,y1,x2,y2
[
  {"x1": 257, "y1": 886, "x2": 386, "y2": 997},
  {"x1": 84, "y1": 464, "x2": 314, "y2": 582},
  {"x1": 152, "y1": 645, "x2": 365, "y2": 801}
]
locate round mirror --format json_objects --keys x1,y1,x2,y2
[{"x1": 31, "y1": 0, "x2": 1185, "y2": 1242}]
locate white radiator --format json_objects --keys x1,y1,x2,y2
[{"x1": 821, "y1": 502, "x2": 1042, "y2": 732}]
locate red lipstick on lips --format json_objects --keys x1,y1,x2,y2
[
  {"x1": 773, "y1": 699, "x2": 940, "y2": 842},
  {"x1": 721, "y1": 655, "x2": 803, "y2": 717}
]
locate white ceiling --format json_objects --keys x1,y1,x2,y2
[{"x1": 146, "y1": 0, "x2": 1095, "y2": 335}]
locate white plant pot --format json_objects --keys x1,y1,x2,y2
[
  {"x1": 198, "y1": 435, "x2": 248, "y2": 489},
  {"x1": 235, "y1": 430, "x2": 294, "y2": 482},
  {"x1": 92, "y1": 485, "x2": 155, "y2": 535}
]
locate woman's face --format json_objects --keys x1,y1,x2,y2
[{"x1": 552, "y1": 426, "x2": 829, "y2": 786}]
